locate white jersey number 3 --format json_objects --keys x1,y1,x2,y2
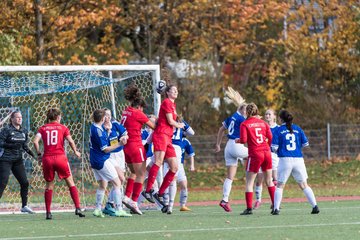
[
  {"x1": 285, "y1": 133, "x2": 296, "y2": 151},
  {"x1": 46, "y1": 130, "x2": 58, "y2": 146},
  {"x1": 255, "y1": 128, "x2": 264, "y2": 144}
]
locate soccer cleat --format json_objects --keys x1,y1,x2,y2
[
  {"x1": 21, "y1": 206, "x2": 35, "y2": 214},
  {"x1": 75, "y1": 208, "x2": 85, "y2": 217},
  {"x1": 153, "y1": 192, "x2": 166, "y2": 207},
  {"x1": 46, "y1": 212, "x2": 52, "y2": 220},
  {"x1": 219, "y1": 200, "x2": 232, "y2": 212},
  {"x1": 180, "y1": 206, "x2": 191, "y2": 211},
  {"x1": 128, "y1": 201, "x2": 143, "y2": 215},
  {"x1": 114, "y1": 209, "x2": 132, "y2": 217},
  {"x1": 161, "y1": 205, "x2": 169, "y2": 213},
  {"x1": 93, "y1": 209, "x2": 105, "y2": 218},
  {"x1": 122, "y1": 196, "x2": 133, "y2": 210},
  {"x1": 311, "y1": 205, "x2": 320, "y2": 214},
  {"x1": 253, "y1": 201, "x2": 262, "y2": 210},
  {"x1": 167, "y1": 209, "x2": 173, "y2": 215},
  {"x1": 141, "y1": 190, "x2": 155, "y2": 203},
  {"x1": 103, "y1": 202, "x2": 116, "y2": 216},
  {"x1": 271, "y1": 209, "x2": 280, "y2": 215},
  {"x1": 240, "y1": 208, "x2": 253, "y2": 215}
]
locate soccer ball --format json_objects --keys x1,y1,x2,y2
[{"x1": 156, "y1": 80, "x2": 166, "y2": 94}]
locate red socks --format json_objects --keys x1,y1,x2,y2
[
  {"x1": 44, "y1": 189, "x2": 53, "y2": 213},
  {"x1": 125, "y1": 178, "x2": 135, "y2": 198},
  {"x1": 69, "y1": 186, "x2": 81, "y2": 209},
  {"x1": 159, "y1": 170, "x2": 176, "y2": 195},
  {"x1": 145, "y1": 164, "x2": 160, "y2": 192},
  {"x1": 245, "y1": 192, "x2": 253, "y2": 209},
  {"x1": 268, "y1": 186, "x2": 275, "y2": 205},
  {"x1": 132, "y1": 182, "x2": 143, "y2": 202}
]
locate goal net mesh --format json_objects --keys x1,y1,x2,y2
[{"x1": 0, "y1": 69, "x2": 157, "y2": 213}]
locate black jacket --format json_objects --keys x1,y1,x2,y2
[{"x1": 0, "y1": 124, "x2": 35, "y2": 162}]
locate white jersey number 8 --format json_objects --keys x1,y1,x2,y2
[
  {"x1": 228, "y1": 120, "x2": 235, "y2": 136},
  {"x1": 285, "y1": 133, "x2": 296, "y2": 151}
]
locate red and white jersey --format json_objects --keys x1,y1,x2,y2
[
  {"x1": 154, "y1": 98, "x2": 177, "y2": 137},
  {"x1": 121, "y1": 106, "x2": 149, "y2": 143},
  {"x1": 239, "y1": 116, "x2": 272, "y2": 152},
  {"x1": 37, "y1": 122, "x2": 70, "y2": 156}
]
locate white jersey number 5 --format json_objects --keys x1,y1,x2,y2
[
  {"x1": 255, "y1": 128, "x2": 264, "y2": 144},
  {"x1": 285, "y1": 133, "x2": 296, "y2": 151}
]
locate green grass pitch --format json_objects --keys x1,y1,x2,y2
[{"x1": 0, "y1": 200, "x2": 360, "y2": 240}]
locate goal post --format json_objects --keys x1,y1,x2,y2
[{"x1": 0, "y1": 65, "x2": 161, "y2": 213}]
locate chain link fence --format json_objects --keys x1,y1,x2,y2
[{"x1": 189, "y1": 124, "x2": 360, "y2": 163}]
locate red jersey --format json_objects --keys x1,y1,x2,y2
[
  {"x1": 154, "y1": 98, "x2": 177, "y2": 137},
  {"x1": 239, "y1": 116, "x2": 272, "y2": 152},
  {"x1": 121, "y1": 106, "x2": 149, "y2": 143},
  {"x1": 37, "y1": 122, "x2": 70, "y2": 156}
]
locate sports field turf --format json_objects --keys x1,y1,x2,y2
[{"x1": 0, "y1": 200, "x2": 359, "y2": 240}]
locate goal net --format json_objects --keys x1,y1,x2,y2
[{"x1": 0, "y1": 65, "x2": 161, "y2": 213}]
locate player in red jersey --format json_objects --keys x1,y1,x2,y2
[
  {"x1": 121, "y1": 85, "x2": 155, "y2": 215},
  {"x1": 142, "y1": 84, "x2": 185, "y2": 207},
  {"x1": 237, "y1": 103, "x2": 275, "y2": 215},
  {"x1": 33, "y1": 108, "x2": 85, "y2": 220}
]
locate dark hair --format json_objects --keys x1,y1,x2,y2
[
  {"x1": 124, "y1": 85, "x2": 146, "y2": 108},
  {"x1": 279, "y1": 110, "x2": 293, "y2": 133},
  {"x1": 46, "y1": 108, "x2": 61, "y2": 123},
  {"x1": 92, "y1": 109, "x2": 105, "y2": 123},
  {"x1": 246, "y1": 103, "x2": 259, "y2": 118},
  {"x1": 9, "y1": 110, "x2": 21, "y2": 124},
  {"x1": 165, "y1": 84, "x2": 176, "y2": 98}
]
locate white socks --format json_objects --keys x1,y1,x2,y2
[
  {"x1": 96, "y1": 189, "x2": 105, "y2": 210},
  {"x1": 168, "y1": 181, "x2": 177, "y2": 209},
  {"x1": 274, "y1": 187, "x2": 283, "y2": 210},
  {"x1": 303, "y1": 187, "x2": 317, "y2": 207},
  {"x1": 180, "y1": 188, "x2": 188, "y2": 207},
  {"x1": 255, "y1": 185, "x2": 263, "y2": 202},
  {"x1": 222, "y1": 178, "x2": 233, "y2": 202}
]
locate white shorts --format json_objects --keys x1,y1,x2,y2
[
  {"x1": 108, "y1": 150, "x2": 126, "y2": 171},
  {"x1": 258, "y1": 152, "x2": 279, "y2": 174},
  {"x1": 163, "y1": 145, "x2": 186, "y2": 182},
  {"x1": 277, "y1": 157, "x2": 308, "y2": 184},
  {"x1": 224, "y1": 139, "x2": 248, "y2": 167},
  {"x1": 92, "y1": 160, "x2": 118, "y2": 182}
]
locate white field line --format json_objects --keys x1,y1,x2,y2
[{"x1": 1, "y1": 221, "x2": 360, "y2": 240}]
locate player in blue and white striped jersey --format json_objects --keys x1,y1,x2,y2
[
  {"x1": 215, "y1": 104, "x2": 248, "y2": 212},
  {"x1": 271, "y1": 110, "x2": 319, "y2": 215},
  {"x1": 163, "y1": 119, "x2": 195, "y2": 214}
]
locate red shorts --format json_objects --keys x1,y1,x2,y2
[
  {"x1": 42, "y1": 154, "x2": 72, "y2": 182},
  {"x1": 152, "y1": 132, "x2": 176, "y2": 159},
  {"x1": 124, "y1": 142, "x2": 146, "y2": 164},
  {"x1": 246, "y1": 150, "x2": 272, "y2": 173}
]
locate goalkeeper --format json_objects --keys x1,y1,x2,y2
[{"x1": 0, "y1": 110, "x2": 36, "y2": 214}]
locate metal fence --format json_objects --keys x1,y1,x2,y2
[{"x1": 189, "y1": 124, "x2": 360, "y2": 163}]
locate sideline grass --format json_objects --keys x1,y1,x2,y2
[{"x1": 1, "y1": 200, "x2": 359, "y2": 240}]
